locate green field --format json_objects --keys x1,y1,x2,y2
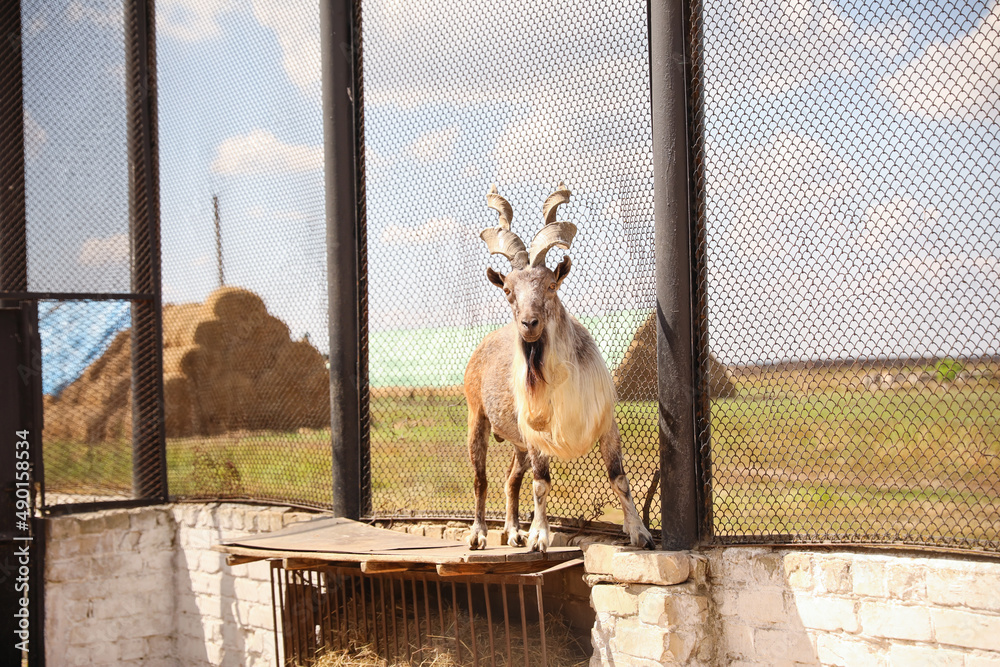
[{"x1": 43, "y1": 364, "x2": 1000, "y2": 549}]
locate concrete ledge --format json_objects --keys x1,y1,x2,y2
[{"x1": 584, "y1": 544, "x2": 692, "y2": 585}]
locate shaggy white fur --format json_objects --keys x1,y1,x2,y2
[{"x1": 510, "y1": 313, "x2": 616, "y2": 460}]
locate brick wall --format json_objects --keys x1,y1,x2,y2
[
  {"x1": 44, "y1": 503, "x2": 313, "y2": 667},
  {"x1": 45, "y1": 508, "x2": 1000, "y2": 666},
  {"x1": 710, "y1": 547, "x2": 1000, "y2": 666},
  {"x1": 586, "y1": 544, "x2": 1000, "y2": 666}
]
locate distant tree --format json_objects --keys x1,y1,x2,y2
[{"x1": 934, "y1": 358, "x2": 964, "y2": 382}]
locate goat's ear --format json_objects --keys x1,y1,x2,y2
[
  {"x1": 553, "y1": 256, "x2": 571, "y2": 289},
  {"x1": 486, "y1": 267, "x2": 506, "y2": 289}
]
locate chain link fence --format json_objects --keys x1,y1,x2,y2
[
  {"x1": 154, "y1": 0, "x2": 332, "y2": 507},
  {"x1": 360, "y1": 0, "x2": 662, "y2": 529},
  {"x1": 12, "y1": 0, "x2": 999, "y2": 552},
  {"x1": 692, "y1": 0, "x2": 1000, "y2": 550},
  {"x1": 15, "y1": 0, "x2": 144, "y2": 506}
]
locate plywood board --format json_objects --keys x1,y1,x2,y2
[{"x1": 214, "y1": 516, "x2": 581, "y2": 569}]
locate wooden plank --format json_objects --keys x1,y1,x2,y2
[
  {"x1": 283, "y1": 558, "x2": 329, "y2": 570},
  {"x1": 436, "y1": 559, "x2": 573, "y2": 577},
  {"x1": 360, "y1": 562, "x2": 417, "y2": 574},
  {"x1": 503, "y1": 546, "x2": 579, "y2": 562},
  {"x1": 226, "y1": 554, "x2": 264, "y2": 566},
  {"x1": 220, "y1": 516, "x2": 467, "y2": 554},
  {"x1": 216, "y1": 531, "x2": 582, "y2": 572},
  {"x1": 533, "y1": 557, "x2": 585, "y2": 576}
]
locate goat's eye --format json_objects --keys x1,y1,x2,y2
[
  {"x1": 503, "y1": 288, "x2": 511, "y2": 295},
  {"x1": 548, "y1": 282, "x2": 556, "y2": 291}
]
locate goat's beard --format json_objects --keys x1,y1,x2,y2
[{"x1": 521, "y1": 335, "x2": 545, "y2": 391}]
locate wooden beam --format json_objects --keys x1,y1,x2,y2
[
  {"x1": 226, "y1": 554, "x2": 264, "y2": 566},
  {"x1": 436, "y1": 560, "x2": 566, "y2": 577},
  {"x1": 283, "y1": 558, "x2": 330, "y2": 570},
  {"x1": 360, "y1": 561, "x2": 412, "y2": 574}
]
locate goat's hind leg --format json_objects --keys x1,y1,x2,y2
[
  {"x1": 599, "y1": 423, "x2": 655, "y2": 549},
  {"x1": 501, "y1": 448, "x2": 529, "y2": 547},
  {"x1": 467, "y1": 410, "x2": 491, "y2": 550}
]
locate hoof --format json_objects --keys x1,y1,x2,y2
[
  {"x1": 527, "y1": 529, "x2": 550, "y2": 553},
  {"x1": 502, "y1": 527, "x2": 526, "y2": 547},
  {"x1": 467, "y1": 530, "x2": 487, "y2": 550},
  {"x1": 628, "y1": 525, "x2": 655, "y2": 550}
]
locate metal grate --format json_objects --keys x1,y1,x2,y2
[
  {"x1": 270, "y1": 561, "x2": 588, "y2": 667},
  {"x1": 691, "y1": 0, "x2": 1000, "y2": 549},
  {"x1": 361, "y1": 0, "x2": 661, "y2": 531}
]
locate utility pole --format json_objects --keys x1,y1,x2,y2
[{"x1": 213, "y1": 194, "x2": 223, "y2": 287}]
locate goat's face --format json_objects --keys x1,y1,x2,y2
[{"x1": 487, "y1": 257, "x2": 571, "y2": 343}]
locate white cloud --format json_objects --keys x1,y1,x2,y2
[
  {"x1": 710, "y1": 131, "x2": 863, "y2": 255},
  {"x1": 407, "y1": 126, "x2": 460, "y2": 163},
  {"x1": 158, "y1": 0, "x2": 236, "y2": 42},
  {"x1": 79, "y1": 234, "x2": 129, "y2": 267},
  {"x1": 882, "y1": 253, "x2": 1000, "y2": 281},
  {"x1": 491, "y1": 54, "x2": 653, "y2": 191},
  {"x1": 66, "y1": 1, "x2": 121, "y2": 28},
  {"x1": 861, "y1": 197, "x2": 941, "y2": 251},
  {"x1": 380, "y1": 217, "x2": 471, "y2": 246},
  {"x1": 247, "y1": 205, "x2": 308, "y2": 221},
  {"x1": 701, "y1": 0, "x2": 915, "y2": 100},
  {"x1": 23, "y1": 111, "x2": 46, "y2": 159},
  {"x1": 252, "y1": 0, "x2": 320, "y2": 96},
  {"x1": 211, "y1": 129, "x2": 323, "y2": 175},
  {"x1": 27, "y1": 16, "x2": 47, "y2": 36},
  {"x1": 879, "y1": 2, "x2": 1000, "y2": 122},
  {"x1": 754, "y1": 0, "x2": 855, "y2": 94}
]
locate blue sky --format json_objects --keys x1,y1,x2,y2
[{"x1": 20, "y1": 0, "x2": 1000, "y2": 370}]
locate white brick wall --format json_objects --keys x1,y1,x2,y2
[
  {"x1": 45, "y1": 503, "x2": 314, "y2": 667},
  {"x1": 709, "y1": 548, "x2": 1000, "y2": 666},
  {"x1": 46, "y1": 508, "x2": 1000, "y2": 666},
  {"x1": 585, "y1": 545, "x2": 1000, "y2": 666},
  {"x1": 45, "y1": 508, "x2": 176, "y2": 667}
]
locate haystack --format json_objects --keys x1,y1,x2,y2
[
  {"x1": 612, "y1": 311, "x2": 737, "y2": 400},
  {"x1": 44, "y1": 287, "x2": 331, "y2": 442}
]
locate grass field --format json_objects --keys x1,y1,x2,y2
[{"x1": 42, "y1": 362, "x2": 1000, "y2": 549}]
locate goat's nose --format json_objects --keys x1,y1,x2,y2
[{"x1": 521, "y1": 318, "x2": 539, "y2": 330}]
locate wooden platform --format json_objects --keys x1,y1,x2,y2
[{"x1": 214, "y1": 517, "x2": 582, "y2": 577}]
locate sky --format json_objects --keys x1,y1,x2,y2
[{"x1": 18, "y1": 0, "x2": 1000, "y2": 373}]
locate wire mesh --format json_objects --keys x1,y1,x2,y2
[
  {"x1": 40, "y1": 300, "x2": 135, "y2": 501},
  {"x1": 691, "y1": 0, "x2": 1000, "y2": 549},
  {"x1": 361, "y1": 0, "x2": 660, "y2": 528},
  {"x1": 14, "y1": 0, "x2": 153, "y2": 509},
  {"x1": 156, "y1": 0, "x2": 332, "y2": 507},
  {"x1": 21, "y1": 0, "x2": 131, "y2": 295}
]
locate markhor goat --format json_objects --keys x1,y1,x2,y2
[{"x1": 464, "y1": 183, "x2": 655, "y2": 552}]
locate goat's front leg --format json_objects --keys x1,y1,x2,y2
[
  {"x1": 467, "y1": 411, "x2": 491, "y2": 550},
  {"x1": 599, "y1": 423, "x2": 655, "y2": 549},
  {"x1": 526, "y1": 447, "x2": 552, "y2": 552},
  {"x1": 502, "y1": 448, "x2": 530, "y2": 547}
]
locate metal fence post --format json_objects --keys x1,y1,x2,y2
[
  {"x1": 0, "y1": 1, "x2": 27, "y2": 299},
  {"x1": 126, "y1": 0, "x2": 168, "y2": 501},
  {"x1": 321, "y1": 0, "x2": 362, "y2": 519},
  {"x1": 649, "y1": 0, "x2": 701, "y2": 550}
]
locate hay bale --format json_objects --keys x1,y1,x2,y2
[
  {"x1": 613, "y1": 312, "x2": 737, "y2": 400},
  {"x1": 162, "y1": 303, "x2": 204, "y2": 348},
  {"x1": 163, "y1": 373, "x2": 193, "y2": 438},
  {"x1": 44, "y1": 286, "x2": 332, "y2": 441}
]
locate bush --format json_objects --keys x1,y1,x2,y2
[{"x1": 935, "y1": 357, "x2": 964, "y2": 382}]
